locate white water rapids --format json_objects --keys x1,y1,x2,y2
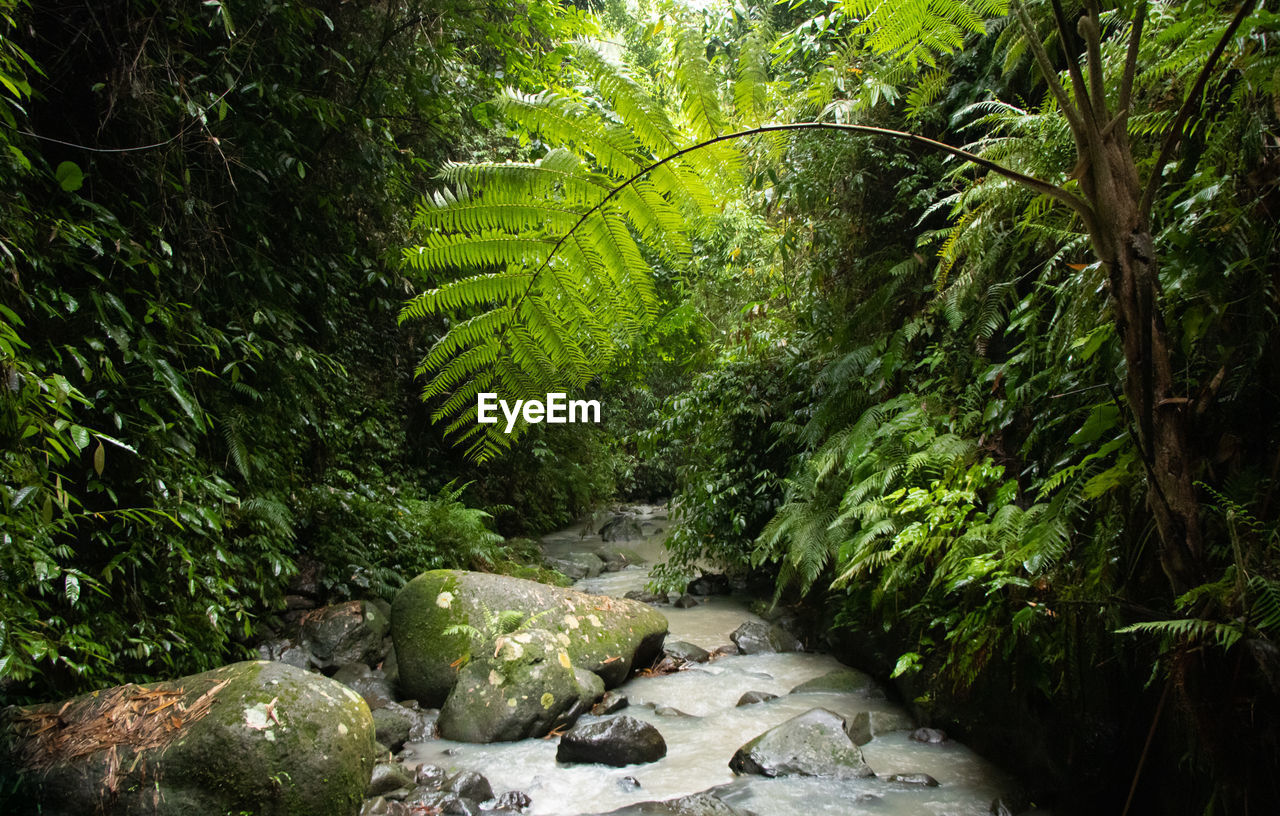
[{"x1": 403, "y1": 505, "x2": 1016, "y2": 815}]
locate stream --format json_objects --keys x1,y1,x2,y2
[{"x1": 403, "y1": 505, "x2": 1018, "y2": 815}]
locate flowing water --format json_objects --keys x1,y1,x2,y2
[{"x1": 404, "y1": 505, "x2": 1016, "y2": 815}]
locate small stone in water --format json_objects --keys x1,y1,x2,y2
[
  {"x1": 617, "y1": 776, "x2": 641, "y2": 790},
  {"x1": 911, "y1": 727, "x2": 948, "y2": 744},
  {"x1": 887, "y1": 772, "x2": 940, "y2": 787},
  {"x1": 673, "y1": 594, "x2": 699, "y2": 608},
  {"x1": 414, "y1": 763, "x2": 449, "y2": 789},
  {"x1": 493, "y1": 790, "x2": 533, "y2": 811},
  {"x1": 736, "y1": 691, "x2": 778, "y2": 706},
  {"x1": 447, "y1": 770, "x2": 494, "y2": 802}
]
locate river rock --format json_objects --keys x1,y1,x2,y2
[
  {"x1": 845, "y1": 709, "x2": 915, "y2": 744},
  {"x1": 911, "y1": 727, "x2": 948, "y2": 744},
  {"x1": 600, "y1": 516, "x2": 644, "y2": 542},
  {"x1": 729, "y1": 621, "x2": 801, "y2": 655},
  {"x1": 664, "y1": 640, "x2": 711, "y2": 664},
  {"x1": 392, "y1": 570, "x2": 668, "y2": 705},
  {"x1": 372, "y1": 701, "x2": 436, "y2": 751},
  {"x1": 736, "y1": 691, "x2": 778, "y2": 706},
  {"x1": 494, "y1": 789, "x2": 533, "y2": 811},
  {"x1": 887, "y1": 772, "x2": 940, "y2": 787},
  {"x1": 437, "y1": 629, "x2": 604, "y2": 742},
  {"x1": 687, "y1": 574, "x2": 731, "y2": 596},
  {"x1": 414, "y1": 763, "x2": 449, "y2": 788},
  {"x1": 333, "y1": 662, "x2": 394, "y2": 709},
  {"x1": 729, "y1": 708, "x2": 874, "y2": 779},
  {"x1": 369, "y1": 761, "x2": 415, "y2": 796},
  {"x1": 258, "y1": 636, "x2": 316, "y2": 671},
  {"x1": 547, "y1": 552, "x2": 607, "y2": 580},
  {"x1": 302, "y1": 599, "x2": 391, "y2": 668},
  {"x1": 586, "y1": 791, "x2": 743, "y2": 815},
  {"x1": 1, "y1": 660, "x2": 376, "y2": 816},
  {"x1": 592, "y1": 689, "x2": 630, "y2": 715},
  {"x1": 557, "y1": 715, "x2": 668, "y2": 766},
  {"x1": 447, "y1": 770, "x2": 494, "y2": 801},
  {"x1": 673, "y1": 594, "x2": 699, "y2": 609},
  {"x1": 789, "y1": 667, "x2": 876, "y2": 695},
  {"x1": 625, "y1": 589, "x2": 669, "y2": 605}
]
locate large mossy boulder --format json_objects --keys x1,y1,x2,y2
[
  {"x1": 437, "y1": 629, "x2": 603, "y2": 743},
  {"x1": 729, "y1": 708, "x2": 874, "y2": 779},
  {"x1": 0, "y1": 661, "x2": 376, "y2": 816},
  {"x1": 392, "y1": 570, "x2": 668, "y2": 705}
]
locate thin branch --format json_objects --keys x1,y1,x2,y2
[
  {"x1": 1079, "y1": 6, "x2": 1110, "y2": 124},
  {"x1": 507, "y1": 121, "x2": 1094, "y2": 320},
  {"x1": 1139, "y1": 0, "x2": 1258, "y2": 216},
  {"x1": 1117, "y1": 1, "x2": 1147, "y2": 117},
  {"x1": 1049, "y1": 0, "x2": 1097, "y2": 128},
  {"x1": 1012, "y1": 0, "x2": 1086, "y2": 141}
]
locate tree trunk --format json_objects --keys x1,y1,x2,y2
[{"x1": 1083, "y1": 135, "x2": 1203, "y2": 592}]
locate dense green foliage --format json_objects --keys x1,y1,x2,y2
[
  {"x1": 0, "y1": 0, "x2": 611, "y2": 699},
  {"x1": 4, "y1": 0, "x2": 1280, "y2": 811},
  {"x1": 397, "y1": 0, "x2": 1280, "y2": 810}
]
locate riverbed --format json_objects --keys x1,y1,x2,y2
[{"x1": 404, "y1": 505, "x2": 1017, "y2": 815}]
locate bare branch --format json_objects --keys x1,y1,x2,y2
[
  {"x1": 1012, "y1": 0, "x2": 1087, "y2": 141},
  {"x1": 1139, "y1": 0, "x2": 1258, "y2": 216},
  {"x1": 1079, "y1": 7, "x2": 1110, "y2": 123},
  {"x1": 1049, "y1": 0, "x2": 1097, "y2": 129},
  {"x1": 1117, "y1": 1, "x2": 1147, "y2": 116}
]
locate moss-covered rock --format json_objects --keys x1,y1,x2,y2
[
  {"x1": 391, "y1": 570, "x2": 667, "y2": 705},
  {"x1": 436, "y1": 629, "x2": 603, "y2": 742},
  {"x1": 1, "y1": 660, "x2": 376, "y2": 816},
  {"x1": 729, "y1": 708, "x2": 873, "y2": 779}
]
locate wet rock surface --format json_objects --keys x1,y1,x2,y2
[
  {"x1": 391, "y1": 569, "x2": 668, "y2": 706},
  {"x1": 845, "y1": 708, "x2": 914, "y2": 745},
  {"x1": 728, "y1": 708, "x2": 874, "y2": 779},
  {"x1": 729, "y1": 622, "x2": 801, "y2": 655},
  {"x1": 557, "y1": 715, "x2": 669, "y2": 766},
  {"x1": 301, "y1": 599, "x2": 391, "y2": 669}
]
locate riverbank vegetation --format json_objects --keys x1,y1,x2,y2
[{"x1": 3, "y1": 0, "x2": 1278, "y2": 812}]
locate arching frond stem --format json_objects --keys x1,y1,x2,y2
[{"x1": 509, "y1": 121, "x2": 1092, "y2": 319}]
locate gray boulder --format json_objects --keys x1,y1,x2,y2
[
  {"x1": 600, "y1": 517, "x2": 644, "y2": 542},
  {"x1": 735, "y1": 691, "x2": 777, "y2": 707},
  {"x1": 333, "y1": 662, "x2": 394, "y2": 709},
  {"x1": 911, "y1": 727, "x2": 948, "y2": 744},
  {"x1": 1, "y1": 661, "x2": 376, "y2": 816},
  {"x1": 257, "y1": 637, "x2": 315, "y2": 671},
  {"x1": 585, "y1": 791, "x2": 744, "y2": 815},
  {"x1": 790, "y1": 668, "x2": 876, "y2": 695},
  {"x1": 547, "y1": 552, "x2": 607, "y2": 580},
  {"x1": 436, "y1": 629, "x2": 604, "y2": 742},
  {"x1": 729, "y1": 708, "x2": 874, "y2": 779},
  {"x1": 302, "y1": 599, "x2": 391, "y2": 668},
  {"x1": 664, "y1": 641, "x2": 711, "y2": 664},
  {"x1": 368, "y1": 761, "x2": 415, "y2": 796},
  {"x1": 729, "y1": 622, "x2": 801, "y2": 655},
  {"x1": 887, "y1": 773, "x2": 939, "y2": 787},
  {"x1": 673, "y1": 594, "x2": 698, "y2": 609},
  {"x1": 845, "y1": 709, "x2": 914, "y2": 745},
  {"x1": 592, "y1": 690, "x2": 630, "y2": 715},
  {"x1": 372, "y1": 701, "x2": 436, "y2": 751},
  {"x1": 391, "y1": 570, "x2": 667, "y2": 705},
  {"x1": 557, "y1": 715, "x2": 667, "y2": 766}
]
